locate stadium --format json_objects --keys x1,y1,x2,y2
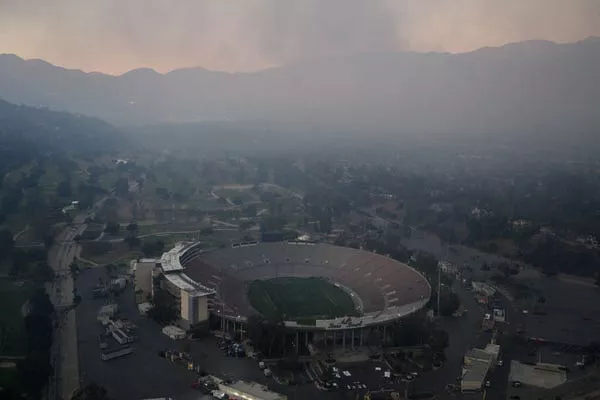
[{"x1": 157, "y1": 241, "x2": 431, "y2": 350}]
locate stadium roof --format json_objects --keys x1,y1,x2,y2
[
  {"x1": 160, "y1": 243, "x2": 185, "y2": 272},
  {"x1": 176, "y1": 241, "x2": 431, "y2": 329},
  {"x1": 164, "y1": 272, "x2": 215, "y2": 297}
]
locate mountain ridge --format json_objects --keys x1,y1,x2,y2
[
  {"x1": 4, "y1": 37, "x2": 599, "y2": 77},
  {"x1": 1, "y1": 38, "x2": 599, "y2": 132}
]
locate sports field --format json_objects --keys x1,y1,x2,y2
[{"x1": 247, "y1": 277, "x2": 358, "y2": 321}]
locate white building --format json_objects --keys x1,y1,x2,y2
[
  {"x1": 461, "y1": 345, "x2": 500, "y2": 392},
  {"x1": 509, "y1": 361, "x2": 567, "y2": 389},
  {"x1": 438, "y1": 260, "x2": 457, "y2": 274},
  {"x1": 210, "y1": 376, "x2": 287, "y2": 400},
  {"x1": 159, "y1": 244, "x2": 216, "y2": 329},
  {"x1": 162, "y1": 325, "x2": 186, "y2": 340}
]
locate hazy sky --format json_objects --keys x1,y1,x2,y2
[{"x1": 1, "y1": 0, "x2": 599, "y2": 74}]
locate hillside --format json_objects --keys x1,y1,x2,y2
[
  {"x1": 1, "y1": 38, "x2": 599, "y2": 140},
  {"x1": 0, "y1": 98, "x2": 124, "y2": 234}
]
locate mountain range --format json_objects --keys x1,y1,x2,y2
[{"x1": 1, "y1": 38, "x2": 599, "y2": 137}]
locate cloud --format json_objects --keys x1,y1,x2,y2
[{"x1": 0, "y1": 0, "x2": 599, "y2": 73}]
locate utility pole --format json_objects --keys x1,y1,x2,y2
[{"x1": 437, "y1": 261, "x2": 441, "y2": 317}]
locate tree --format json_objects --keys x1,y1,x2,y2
[
  {"x1": 429, "y1": 329, "x2": 450, "y2": 351},
  {"x1": 17, "y1": 288, "x2": 55, "y2": 398},
  {"x1": 70, "y1": 262, "x2": 80, "y2": 280},
  {"x1": 147, "y1": 287, "x2": 178, "y2": 325},
  {"x1": 155, "y1": 187, "x2": 170, "y2": 200},
  {"x1": 0, "y1": 228, "x2": 14, "y2": 260},
  {"x1": 71, "y1": 383, "x2": 111, "y2": 400},
  {"x1": 104, "y1": 263, "x2": 115, "y2": 277},
  {"x1": 43, "y1": 233, "x2": 55, "y2": 249},
  {"x1": 32, "y1": 262, "x2": 55, "y2": 283},
  {"x1": 126, "y1": 222, "x2": 138, "y2": 240},
  {"x1": 438, "y1": 292, "x2": 461, "y2": 316},
  {"x1": 142, "y1": 240, "x2": 165, "y2": 257},
  {"x1": 115, "y1": 177, "x2": 129, "y2": 197},
  {"x1": 104, "y1": 222, "x2": 120, "y2": 235},
  {"x1": 239, "y1": 221, "x2": 254, "y2": 230},
  {"x1": 57, "y1": 180, "x2": 73, "y2": 197},
  {"x1": 242, "y1": 204, "x2": 257, "y2": 218},
  {"x1": 200, "y1": 227, "x2": 214, "y2": 235},
  {"x1": 497, "y1": 262, "x2": 511, "y2": 278}
]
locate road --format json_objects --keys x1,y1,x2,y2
[
  {"x1": 47, "y1": 221, "x2": 87, "y2": 400},
  {"x1": 47, "y1": 196, "x2": 109, "y2": 400},
  {"x1": 409, "y1": 278, "x2": 486, "y2": 398}
]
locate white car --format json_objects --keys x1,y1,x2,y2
[
  {"x1": 485, "y1": 380, "x2": 492, "y2": 388},
  {"x1": 497, "y1": 360, "x2": 504, "y2": 367}
]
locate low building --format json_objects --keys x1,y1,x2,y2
[
  {"x1": 484, "y1": 343, "x2": 500, "y2": 364},
  {"x1": 162, "y1": 325, "x2": 186, "y2": 340},
  {"x1": 211, "y1": 376, "x2": 287, "y2": 400},
  {"x1": 138, "y1": 302, "x2": 152, "y2": 315},
  {"x1": 97, "y1": 304, "x2": 119, "y2": 322},
  {"x1": 461, "y1": 347, "x2": 496, "y2": 392},
  {"x1": 438, "y1": 261, "x2": 457, "y2": 274},
  {"x1": 509, "y1": 361, "x2": 567, "y2": 389},
  {"x1": 472, "y1": 281, "x2": 496, "y2": 297}
]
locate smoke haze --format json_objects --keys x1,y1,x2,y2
[{"x1": 1, "y1": 0, "x2": 599, "y2": 74}]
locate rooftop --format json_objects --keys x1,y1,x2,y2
[
  {"x1": 224, "y1": 380, "x2": 286, "y2": 400},
  {"x1": 509, "y1": 361, "x2": 567, "y2": 389},
  {"x1": 466, "y1": 348, "x2": 494, "y2": 363},
  {"x1": 462, "y1": 359, "x2": 490, "y2": 386}
]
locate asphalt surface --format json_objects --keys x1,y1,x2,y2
[
  {"x1": 409, "y1": 278, "x2": 486, "y2": 399},
  {"x1": 47, "y1": 221, "x2": 87, "y2": 400},
  {"x1": 76, "y1": 267, "x2": 198, "y2": 400}
]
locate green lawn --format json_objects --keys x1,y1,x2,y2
[
  {"x1": 248, "y1": 277, "x2": 358, "y2": 321},
  {"x1": 0, "y1": 280, "x2": 35, "y2": 356}
]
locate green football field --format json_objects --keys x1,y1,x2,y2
[{"x1": 247, "y1": 277, "x2": 358, "y2": 321}]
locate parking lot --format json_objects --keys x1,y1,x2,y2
[
  {"x1": 75, "y1": 266, "x2": 329, "y2": 400},
  {"x1": 328, "y1": 359, "x2": 405, "y2": 394},
  {"x1": 76, "y1": 267, "x2": 199, "y2": 400}
]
